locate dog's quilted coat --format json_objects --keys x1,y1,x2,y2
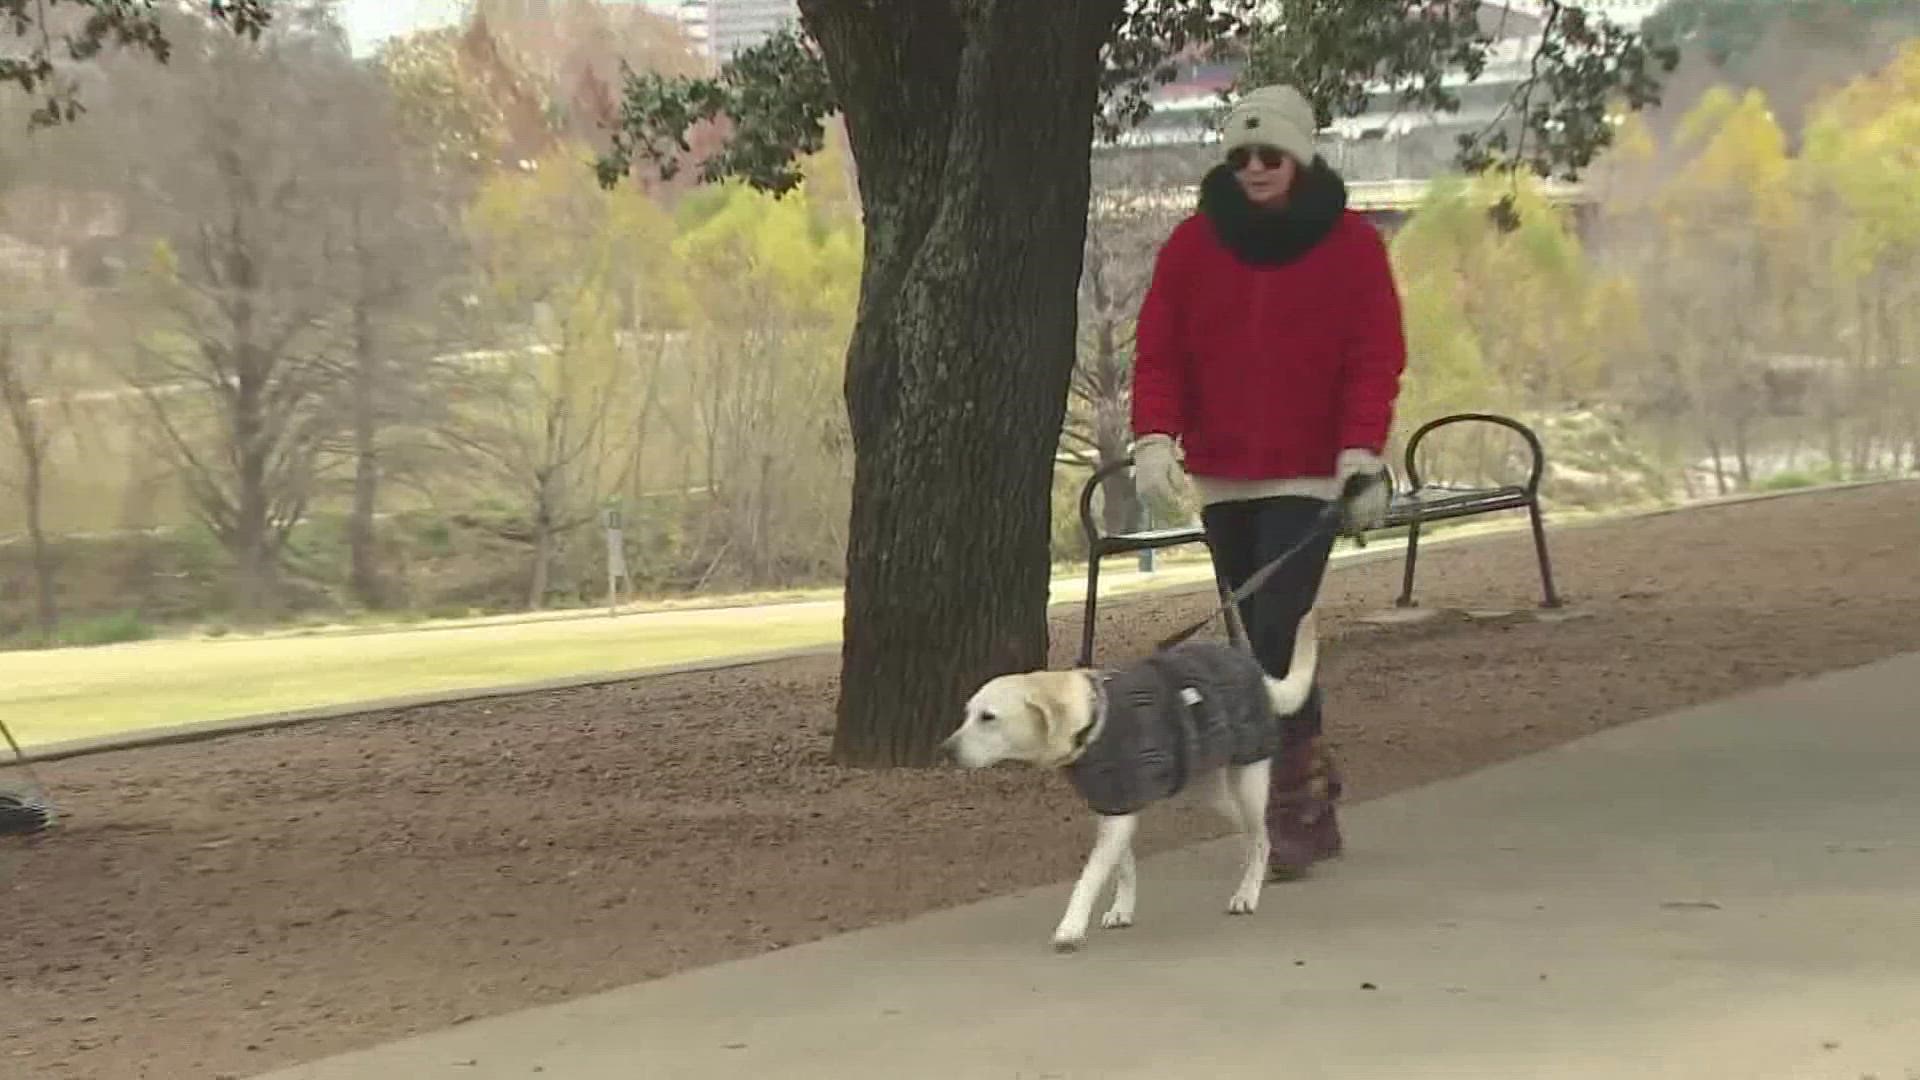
[{"x1": 1065, "y1": 641, "x2": 1283, "y2": 816}]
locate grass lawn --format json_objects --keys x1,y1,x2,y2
[
  {"x1": 0, "y1": 604, "x2": 842, "y2": 749},
  {"x1": 0, "y1": 513, "x2": 1559, "y2": 751},
  {"x1": 0, "y1": 557, "x2": 1232, "y2": 750}
]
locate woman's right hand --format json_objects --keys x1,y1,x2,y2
[{"x1": 1131, "y1": 434, "x2": 1186, "y2": 510}]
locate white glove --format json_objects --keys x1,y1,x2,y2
[
  {"x1": 1336, "y1": 448, "x2": 1391, "y2": 532},
  {"x1": 1131, "y1": 434, "x2": 1186, "y2": 510}
]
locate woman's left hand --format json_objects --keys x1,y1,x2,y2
[{"x1": 1336, "y1": 450, "x2": 1391, "y2": 533}]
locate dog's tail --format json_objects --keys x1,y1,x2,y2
[{"x1": 1265, "y1": 609, "x2": 1319, "y2": 717}]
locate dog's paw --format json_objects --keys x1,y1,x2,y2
[
  {"x1": 1051, "y1": 931, "x2": 1086, "y2": 953},
  {"x1": 1226, "y1": 891, "x2": 1260, "y2": 916},
  {"x1": 1100, "y1": 908, "x2": 1134, "y2": 931}
]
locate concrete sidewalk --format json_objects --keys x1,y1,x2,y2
[{"x1": 259, "y1": 653, "x2": 1920, "y2": 1080}]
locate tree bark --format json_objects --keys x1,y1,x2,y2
[
  {"x1": 529, "y1": 469, "x2": 558, "y2": 610},
  {"x1": 1823, "y1": 385, "x2": 1846, "y2": 479},
  {"x1": 1731, "y1": 415, "x2": 1752, "y2": 489},
  {"x1": 529, "y1": 521, "x2": 555, "y2": 610},
  {"x1": 0, "y1": 338, "x2": 57, "y2": 636},
  {"x1": 802, "y1": 0, "x2": 1124, "y2": 766},
  {"x1": 1675, "y1": 445, "x2": 1698, "y2": 500},
  {"x1": 22, "y1": 443, "x2": 56, "y2": 636},
  {"x1": 230, "y1": 335, "x2": 281, "y2": 620},
  {"x1": 1705, "y1": 432, "x2": 1728, "y2": 496},
  {"x1": 348, "y1": 298, "x2": 387, "y2": 608}
]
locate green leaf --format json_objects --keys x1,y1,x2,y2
[
  {"x1": 2, "y1": 0, "x2": 275, "y2": 128},
  {"x1": 596, "y1": 28, "x2": 835, "y2": 196},
  {"x1": 598, "y1": 1, "x2": 1678, "y2": 198}
]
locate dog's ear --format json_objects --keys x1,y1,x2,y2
[{"x1": 1026, "y1": 675, "x2": 1088, "y2": 760}]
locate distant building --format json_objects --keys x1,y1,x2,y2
[
  {"x1": 629, "y1": 0, "x2": 712, "y2": 55},
  {"x1": 1496, "y1": 0, "x2": 1668, "y2": 29},
  {"x1": 671, "y1": 0, "x2": 798, "y2": 60},
  {"x1": 1096, "y1": 1, "x2": 1664, "y2": 233},
  {"x1": 1111, "y1": 1, "x2": 1669, "y2": 174}
]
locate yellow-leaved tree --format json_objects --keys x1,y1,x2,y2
[
  {"x1": 668, "y1": 137, "x2": 861, "y2": 588},
  {"x1": 457, "y1": 145, "x2": 681, "y2": 608},
  {"x1": 1610, "y1": 85, "x2": 1805, "y2": 493},
  {"x1": 1388, "y1": 173, "x2": 1640, "y2": 499},
  {"x1": 1800, "y1": 40, "x2": 1920, "y2": 475}
]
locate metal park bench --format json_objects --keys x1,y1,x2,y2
[{"x1": 1075, "y1": 412, "x2": 1562, "y2": 667}]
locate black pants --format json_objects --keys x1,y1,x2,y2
[{"x1": 1201, "y1": 496, "x2": 1335, "y2": 744}]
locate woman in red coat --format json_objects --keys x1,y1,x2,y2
[{"x1": 1129, "y1": 83, "x2": 1407, "y2": 878}]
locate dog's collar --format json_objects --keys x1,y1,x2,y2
[{"x1": 1069, "y1": 672, "x2": 1110, "y2": 757}]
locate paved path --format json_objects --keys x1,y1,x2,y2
[{"x1": 257, "y1": 652, "x2": 1920, "y2": 1080}]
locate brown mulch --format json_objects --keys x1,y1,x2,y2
[{"x1": 5, "y1": 483, "x2": 1920, "y2": 1080}]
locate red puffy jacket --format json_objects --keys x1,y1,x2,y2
[{"x1": 1130, "y1": 201, "x2": 1407, "y2": 481}]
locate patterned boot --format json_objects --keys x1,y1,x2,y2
[{"x1": 1266, "y1": 734, "x2": 1346, "y2": 880}]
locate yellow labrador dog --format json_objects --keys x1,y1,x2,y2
[{"x1": 942, "y1": 612, "x2": 1317, "y2": 952}]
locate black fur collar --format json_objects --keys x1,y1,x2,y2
[{"x1": 1198, "y1": 158, "x2": 1350, "y2": 266}]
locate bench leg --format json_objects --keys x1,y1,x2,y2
[
  {"x1": 1395, "y1": 519, "x2": 1423, "y2": 608},
  {"x1": 1079, "y1": 554, "x2": 1103, "y2": 668},
  {"x1": 1527, "y1": 500, "x2": 1562, "y2": 608}
]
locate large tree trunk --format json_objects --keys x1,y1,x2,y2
[
  {"x1": 349, "y1": 300, "x2": 386, "y2": 608},
  {"x1": 529, "y1": 523, "x2": 555, "y2": 610},
  {"x1": 186, "y1": 246, "x2": 303, "y2": 623},
  {"x1": 233, "y1": 451, "x2": 279, "y2": 619},
  {"x1": 231, "y1": 346, "x2": 280, "y2": 620},
  {"x1": 803, "y1": 0, "x2": 1124, "y2": 767}
]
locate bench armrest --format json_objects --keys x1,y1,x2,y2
[
  {"x1": 1080, "y1": 456, "x2": 1136, "y2": 547},
  {"x1": 1401, "y1": 413, "x2": 1547, "y2": 495}
]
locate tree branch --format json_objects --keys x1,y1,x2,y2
[
  {"x1": 2, "y1": 0, "x2": 267, "y2": 126},
  {"x1": 596, "y1": 26, "x2": 839, "y2": 195}
]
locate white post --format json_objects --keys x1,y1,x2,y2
[{"x1": 603, "y1": 506, "x2": 629, "y2": 616}]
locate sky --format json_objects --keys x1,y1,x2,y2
[
  {"x1": 338, "y1": 0, "x2": 466, "y2": 56},
  {"x1": 336, "y1": 0, "x2": 687, "y2": 56}
]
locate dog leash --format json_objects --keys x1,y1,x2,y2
[{"x1": 1153, "y1": 471, "x2": 1383, "y2": 654}]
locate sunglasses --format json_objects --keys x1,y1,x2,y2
[{"x1": 1227, "y1": 145, "x2": 1290, "y2": 171}]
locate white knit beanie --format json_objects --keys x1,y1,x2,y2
[{"x1": 1221, "y1": 84, "x2": 1319, "y2": 165}]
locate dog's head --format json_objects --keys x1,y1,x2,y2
[{"x1": 942, "y1": 670, "x2": 1096, "y2": 770}]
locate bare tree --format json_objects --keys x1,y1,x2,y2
[
  {"x1": 665, "y1": 176, "x2": 857, "y2": 592},
  {"x1": 0, "y1": 114, "x2": 59, "y2": 635},
  {"x1": 0, "y1": 312, "x2": 60, "y2": 636},
  {"x1": 1065, "y1": 147, "x2": 1200, "y2": 536},
  {"x1": 453, "y1": 143, "x2": 671, "y2": 609},
  {"x1": 0, "y1": 91, "x2": 120, "y2": 637},
  {"x1": 329, "y1": 74, "x2": 470, "y2": 609},
  {"x1": 683, "y1": 320, "x2": 846, "y2": 589},
  {"x1": 107, "y1": 10, "x2": 361, "y2": 617},
  {"x1": 443, "y1": 341, "x2": 625, "y2": 609}
]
